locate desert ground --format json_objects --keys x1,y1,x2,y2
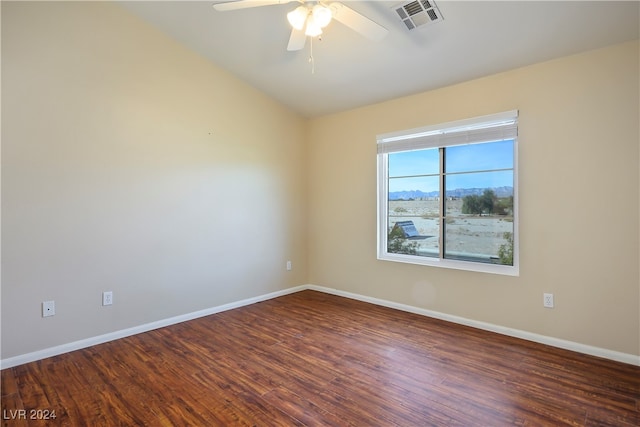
[{"x1": 388, "y1": 199, "x2": 513, "y2": 260}]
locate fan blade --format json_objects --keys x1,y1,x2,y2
[
  {"x1": 287, "y1": 28, "x2": 306, "y2": 51},
  {"x1": 213, "y1": 0, "x2": 296, "y2": 12},
  {"x1": 329, "y1": 2, "x2": 388, "y2": 41}
]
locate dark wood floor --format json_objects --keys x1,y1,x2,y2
[{"x1": 2, "y1": 290, "x2": 639, "y2": 426}]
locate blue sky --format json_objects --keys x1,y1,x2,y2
[{"x1": 388, "y1": 140, "x2": 514, "y2": 193}]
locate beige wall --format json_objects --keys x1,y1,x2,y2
[
  {"x1": 2, "y1": 1, "x2": 638, "y2": 362},
  {"x1": 307, "y1": 41, "x2": 640, "y2": 356},
  {"x1": 1, "y1": 2, "x2": 307, "y2": 358}
]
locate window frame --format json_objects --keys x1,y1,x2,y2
[{"x1": 376, "y1": 111, "x2": 519, "y2": 276}]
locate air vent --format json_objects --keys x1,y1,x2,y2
[{"x1": 393, "y1": 0, "x2": 443, "y2": 30}]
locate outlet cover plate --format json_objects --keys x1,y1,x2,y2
[
  {"x1": 543, "y1": 293, "x2": 554, "y2": 308},
  {"x1": 42, "y1": 301, "x2": 55, "y2": 317},
  {"x1": 102, "y1": 291, "x2": 113, "y2": 306}
]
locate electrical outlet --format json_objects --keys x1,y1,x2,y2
[
  {"x1": 286, "y1": 260, "x2": 292, "y2": 271},
  {"x1": 102, "y1": 291, "x2": 113, "y2": 306},
  {"x1": 543, "y1": 293, "x2": 554, "y2": 308},
  {"x1": 42, "y1": 301, "x2": 55, "y2": 317}
]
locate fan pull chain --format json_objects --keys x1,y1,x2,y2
[{"x1": 308, "y1": 37, "x2": 315, "y2": 74}]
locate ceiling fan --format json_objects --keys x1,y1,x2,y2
[{"x1": 212, "y1": 1, "x2": 389, "y2": 51}]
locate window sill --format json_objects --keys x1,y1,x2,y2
[{"x1": 377, "y1": 252, "x2": 519, "y2": 276}]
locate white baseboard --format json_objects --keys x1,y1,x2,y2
[
  {"x1": 0, "y1": 285, "x2": 306, "y2": 370},
  {"x1": 305, "y1": 284, "x2": 640, "y2": 367},
  {"x1": 3, "y1": 283, "x2": 638, "y2": 369}
]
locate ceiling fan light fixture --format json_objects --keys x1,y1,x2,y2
[
  {"x1": 312, "y1": 4, "x2": 332, "y2": 28},
  {"x1": 304, "y1": 14, "x2": 323, "y2": 37},
  {"x1": 287, "y1": 6, "x2": 308, "y2": 30}
]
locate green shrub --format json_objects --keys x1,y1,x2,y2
[
  {"x1": 387, "y1": 225, "x2": 419, "y2": 255},
  {"x1": 498, "y1": 232, "x2": 514, "y2": 265}
]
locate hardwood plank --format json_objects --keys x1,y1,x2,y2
[{"x1": 2, "y1": 290, "x2": 639, "y2": 426}]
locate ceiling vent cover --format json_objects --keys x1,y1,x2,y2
[{"x1": 393, "y1": 0, "x2": 444, "y2": 30}]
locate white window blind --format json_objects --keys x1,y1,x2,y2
[{"x1": 377, "y1": 110, "x2": 518, "y2": 154}]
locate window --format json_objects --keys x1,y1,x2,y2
[{"x1": 377, "y1": 111, "x2": 518, "y2": 275}]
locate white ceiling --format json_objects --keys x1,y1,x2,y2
[{"x1": 120, "y1": 1, "x2": 639, "y2": 118}]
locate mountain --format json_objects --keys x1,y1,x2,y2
[{"x1": 389, "y1": 187, "x2": 513, "y2": 200}]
